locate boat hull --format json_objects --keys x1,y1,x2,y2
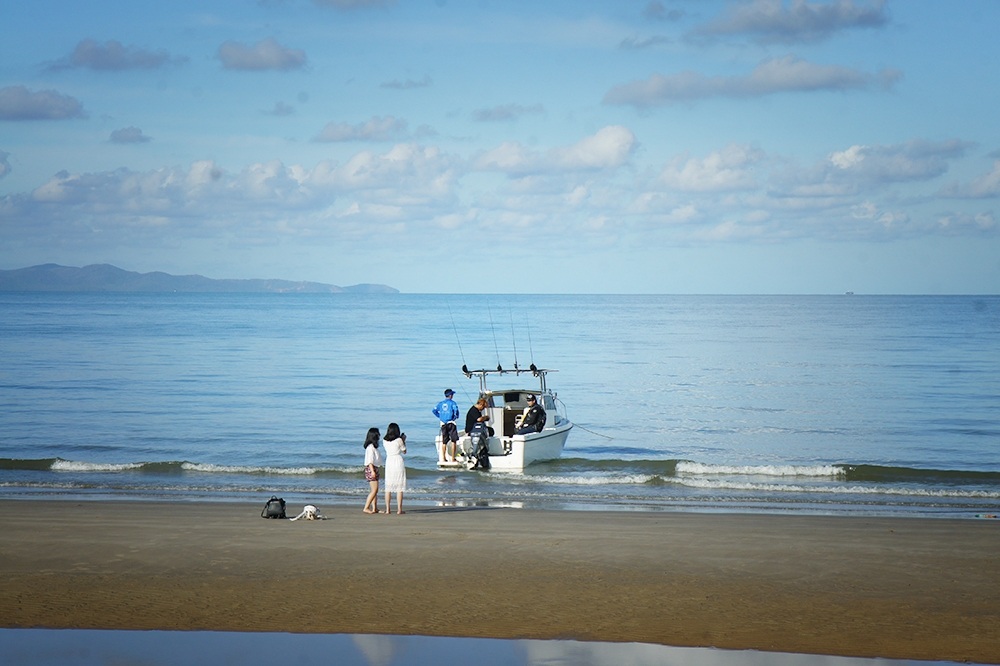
[
  {"x1": 435, "y1": 366, "x2": 572, "y2": 471},
  {"x1": 436, "y1": 421, "x2": 572, "y2": 471}
]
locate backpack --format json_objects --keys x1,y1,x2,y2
[{"x1": 261, "y1": 496, "x2": 286, "y2": 519}]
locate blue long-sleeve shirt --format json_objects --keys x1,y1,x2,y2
[{"x1": 432, "y1": 398, "x2": 460, "y2": 423}]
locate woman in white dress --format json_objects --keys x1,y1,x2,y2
[
  {"x1": 362, "y1": 427, "x2": 382, "y2": 514},
  {"x1": 382, "y1": 422, "x2": 407, "y2": 515}
]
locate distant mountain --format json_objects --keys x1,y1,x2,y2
[{"x1": 0, "y1": 264, "x2": 399, "y2": 294}]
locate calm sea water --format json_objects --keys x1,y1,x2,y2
[{"x1": 1, "y1": 292, "x2": 998, "y2": 518}]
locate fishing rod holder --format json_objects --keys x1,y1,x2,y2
[{"x1": 461, "y1": 364, "x2": 557, "y2": 393}]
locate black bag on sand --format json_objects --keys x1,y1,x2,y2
[{"x1": 261, "y1": 496, "x2": 286, "y2": 519}]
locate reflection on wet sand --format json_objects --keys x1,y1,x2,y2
[{"x1": 0, "y1": 630, "x2": 977, "y2": 666}]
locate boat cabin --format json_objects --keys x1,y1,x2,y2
[{"x1": 482, "y1": 390, "x2": 560, "y2": 438}]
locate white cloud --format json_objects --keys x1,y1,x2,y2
[
  {"x1": 316, "y1": 143, "x2": 457, "y2": 200},
  {"x1": 473, "y1": 142, "x2": 533, "y2": 173},
  {"x1": 24, "y1": 160, "x2": 307, "y2": 212},
  {"x1": 772, "y1": 139, "x2": 971, "y2": 199},
  {"x1": 0, "y1": 85, "x2": 85, "y2": 121},
  {"x1": 265, "y1": 101, "x2": 296, "y2": 116},
  {"x1": 48, "y1": 39, "x2": 183, "y2": 71},
  {"x1": 642, "y1": 2, "x2": 685, "y2": 23},
  {"x1": 472, "y1": 103, "x2": 544, "y2": 122},
  {"x1": 662, "y1": 203, "x2": 700, "y2": 224},
  {"x1": 235, "y1": 160, "x2": 311, "y2": 201},
  {"x1": 941, "y1": 160, "x2": 1000, "y2": 198},
  {"x1": 826, "y1": 140, "x2": 968, "y2": 183},
  {"x1": 552, "y1": 126, "x2": 637, "y2": 170},
  {"x1": 935, "y1": 211, "x2": 997, "y2": 234},
  {"x1": 186, "y1": 160, "x2": 225, "y2": 190},
  {"x1": 109, "y1": 127, "x2": 152, "y2": 144},
  {"x1": 217, "y1": 38, "x2": 306, "y2": 71},
  {"x1": 564, "y1": 185, "x2": 589, "y2": 206},
  {"x1": 475, "y1": 126, "x2": 636, "y2": 175},
  {"x1": 660, "y1": 144, "x2": 764, "y2": 192},
  {"x1": 603, "y1": 56, "x2": 900, "y2": 107},
  {"x1": 380, "y1": 75, "x2": 431, "y2": 90},
  {"x1": 313, "y1": 116, "x2": 409, "y2": 142},
  {"x1": 619, "y1": 35, "x2": 672, "y2": 50},
  {"x1": 2, "y1": 132, "x2": 996, "y2": 266},
  {"x1": 851, "y1": 200, "x2": 909, "y2": 229},
  {"x1": 693, "y1": 0, "x2": 889, "y2": 44},
  {"x1": 830, "y1": 144, "x2": 865, "y2": 169},
  {"x1": 696, "y1": 219, "x2": 768, "y2": 242}
]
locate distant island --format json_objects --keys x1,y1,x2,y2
[{"x1": 0, "y1": 264, "x2": 398, "y2": 294}]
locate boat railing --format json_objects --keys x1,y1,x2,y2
[{"x1": 461, "y1": 364, "x2": 556, "y2": 394}]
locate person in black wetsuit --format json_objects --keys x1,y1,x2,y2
[{"x1": 515, "y1": 394, "x2": 546, "y2": 435}]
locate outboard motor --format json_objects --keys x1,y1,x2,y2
[{"x1": 468, "y1": 423, "x2": 491, "y2": 471}]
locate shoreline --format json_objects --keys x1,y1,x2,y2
[
  {"x1": 2, "y1": 489, "x2": 994, "y2": 521},
  {"x1": 1, "y1": 500, "x2": 997, "y2": 663}
]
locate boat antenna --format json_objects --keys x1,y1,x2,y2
[
  {"x1": 509, "y1": 308, "x2": 519, "y2": 371},
  {"x1": 488, "y1": 303, "x2": 502, "y2": 371},
  {"x1": 448, "y1": 305, "x2": 468, "y2": 369}
]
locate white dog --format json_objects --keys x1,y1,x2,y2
[{"x1": 288, "y1": 504, "x2": 325, "y2": 521}]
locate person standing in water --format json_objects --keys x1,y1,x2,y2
[
  {"x1": 362, "y1": 427, "x2": 382, "y2": 514},
  {"x1": 382, "y1": 422, "x2": 407, "y2": 515},
  {"x1": 432, "y1": 388, "x2": 460, "y2": 462}
]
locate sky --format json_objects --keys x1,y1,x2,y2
[{"x1": 1, "y1": 0, "x2": 999, "y2": 294}]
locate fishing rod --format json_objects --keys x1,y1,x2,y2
[
  {"x1": 448, "y1": 305, "x2": 468, "y2": 369},
  {"x1": 509, "y1": 308, "x2": 519, "y2": 371},
  {"x1": 487, "y1": 303, "x2": 502, "y2": 371},
  {"x1": 526, "y1": 319, "x2": 535, "y2": 369},
  {"x1": 448, "y1": 306, "x2": 478, "y2": 403}
]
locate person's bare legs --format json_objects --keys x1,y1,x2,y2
[
  {"x1": 396, "y1": 491, "x2": 404, "y2": 514},
  {"x1": 363, "y1": 480, "x2": 379, "y2": 513}
]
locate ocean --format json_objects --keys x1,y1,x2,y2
[{"x1": 1, "y1": 292, "x2": 998, "y2": 518}]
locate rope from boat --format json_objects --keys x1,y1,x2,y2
[{"x1": 574, "y1": 423, "x2": 614, "y2": 440}]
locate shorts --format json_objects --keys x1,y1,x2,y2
[
  {"x1": 365, "y1": 466, "x2": 379, "y2": 482},
  {"x1": 441, "y1": 422, "x2": 459, "y2": 442}
]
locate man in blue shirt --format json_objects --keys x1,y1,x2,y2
[{"x1": 432, "y1": 388, "x2": 460, "y2": 462}]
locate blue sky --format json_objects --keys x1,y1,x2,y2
[{"x1": 1, "y1": 0, "x2": 998, "y2": 293}]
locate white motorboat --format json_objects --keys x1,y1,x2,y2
[{"x1": 435, "y1": 364, "x2": 572, "y2": 471}]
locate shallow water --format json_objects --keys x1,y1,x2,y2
[
  {"x1": 2, "y1": 293, "x2": 998, "y2": 517},
  {"x1": 0, "y1": 630, "x2": 982, "y2": 666}
]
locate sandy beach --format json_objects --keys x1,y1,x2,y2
[{"x1": 0, "y1": 500, "x2": 997, "y2": 663}]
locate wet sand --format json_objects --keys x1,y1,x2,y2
[{"x1": 1, "y1": 500, "x2": 997, "y2": 663}]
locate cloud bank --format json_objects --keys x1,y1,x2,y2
[
  {"x1": 604, "y1": 56, "x2": 901, "y2": 107},
  {"x1": 693, "y1": 0, "x2": 889, "y2": 44}
]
